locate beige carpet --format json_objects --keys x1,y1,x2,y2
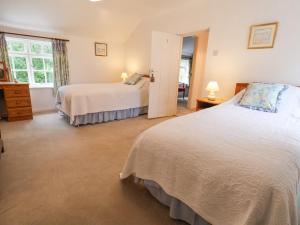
[{"x1": 0, "y1": 108, "x2": 191, "y2": 225}]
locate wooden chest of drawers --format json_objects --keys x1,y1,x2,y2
[{"x1": 0, "y1": 83, "x2": 33, "y2": 122}]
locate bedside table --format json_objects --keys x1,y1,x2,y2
[{"x1": 196, "y1": 98, "x2": 225, "y2": 111}]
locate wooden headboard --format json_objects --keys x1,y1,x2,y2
[
  {"x1": 235, "y1": 83, "x2": 300, "y2": 94},
  {"x1": 235, "y1": 83, "x2": 249, "y2": 94}
]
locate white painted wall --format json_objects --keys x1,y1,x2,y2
[
  {"x1": 124, "y1": 0, "x2": 300, "y2": 99},
  {"x1": 0, "y1": 25, "x2": 125, "y2": 113}
]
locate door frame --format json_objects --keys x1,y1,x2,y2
[{"x1": 178, "y1": 29, "x2": 210, "y2": 111}]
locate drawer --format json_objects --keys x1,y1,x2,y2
[
  {"x1": 6, "y1": 98, "x2": 31, "y2": 108},
  {"x1": 4, "y1": 87, "x2": 30, "y2": 98},
  {"x1": 7, "y1": 107, "x2": 32, "y2": 117}
]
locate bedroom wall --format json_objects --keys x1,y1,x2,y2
[
  {"x1": 124, "y1": 0, "x2": 300, "y2": 99},
  {"x1": 0, "y1": 25, "x2": 125, "y2": 113}
]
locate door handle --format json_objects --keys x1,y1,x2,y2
[{"x1": 150, "y1": 70, "x2": 155, "y2": 83}]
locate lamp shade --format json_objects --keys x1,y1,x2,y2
[
  {"x1": 206, "y1": 81, "x2": 220, "y2": 92},
  {"x1": 121, "y1": 72, "x2": 128, "y2": 81}
]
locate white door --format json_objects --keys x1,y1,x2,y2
[{"x1": 148, "y1": 31, "x2": 182, "y2": 119}]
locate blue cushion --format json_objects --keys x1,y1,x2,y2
[{"x1": 238, "y1": 83, "x2": 288, "y2": 113}]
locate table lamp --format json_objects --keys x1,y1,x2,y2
[
  {"x1": 121, "y1": 72, "x2": 128, "y2": 82},
  {"x1": 206, "y1": 81, "x2": 220, "y2": 101}
]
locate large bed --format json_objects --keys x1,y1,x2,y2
[
  {"x1": 56, "y1": 78, "x2": 149, "y2": 126},
  {"x1": 120, "y1": 83, "x2": 300, "y2": 225}
]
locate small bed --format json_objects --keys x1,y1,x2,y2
[
  {"x1": 56, "y1": 76, "x2": 149, "y2": 126},
  {"x1": 120, "y1": 83, "x2": 300, "y2": 225}
]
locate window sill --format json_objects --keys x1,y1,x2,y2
[{"x1": 30, "y1": 85, "x2": 53, "y2": 89}]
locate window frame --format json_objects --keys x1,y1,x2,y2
[{"x1": 6, "y1": 37, "x2": 54, "y2": 88}]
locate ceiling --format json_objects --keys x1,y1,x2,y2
[{"x1": 0, "y1": 0, "x2": 193, "y2": 42}]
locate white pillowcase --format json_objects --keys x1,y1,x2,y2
[{"x1": 278, "y1": 85, "x2": 300, "y2": 115}]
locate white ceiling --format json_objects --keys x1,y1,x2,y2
[{"x1": 0, "y1": 0, "x2": 193, "y2": 42}]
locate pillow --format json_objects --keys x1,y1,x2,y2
[
  {"x1": 277, "y1": 85, "x2": 300, "y2": 114},
  {"x1": 238, "y1": 83, "x2": 288, "y2": 113},
  {"x1": 124, "y1": 73, "x2": 143, "y2": 85}
]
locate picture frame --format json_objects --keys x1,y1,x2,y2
[
  {"x1": 0, "y1": 61, "x2": 8, "y2": 82},
  {"x1": 248, "y1": 22, "x2": 278, "y2": 49},
  {"x1": 95, "y1": 42, "x2": 107, "y2": 56}
]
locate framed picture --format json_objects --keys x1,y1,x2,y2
[
  {"x1": 95, "y1": 42, "x2": 107, "y2": 56},
  {"x1": 0, "y1": 62, "x2": 8, "y2": 82},
  {"x1": 248, "y1": 22, "x2": 278, "y2": 49}
]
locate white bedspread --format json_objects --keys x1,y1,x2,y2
[
  {"x1": 121, "y1": 93, "x2": 300, "y2": 225},
  {"x1": 56, "y1": 81, "x2": 149, "y2": 124}
]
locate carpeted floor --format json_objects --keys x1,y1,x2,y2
[{"x1": 0, "y1": 107, "x2": 191, "y2": 225}]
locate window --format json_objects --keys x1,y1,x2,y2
[
  {"x1": 179, "y1": 59, "x2": 190, "y2": 85},
  {"x1": 6, "y1": 37, "x2": 54, "y2": 87}
]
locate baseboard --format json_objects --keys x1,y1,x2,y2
[{"x1": 33, "y1": 109, "x2": 58, "y2": 115}]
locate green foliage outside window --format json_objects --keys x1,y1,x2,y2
[
  {"x1": 13, "y1": 57, "x2": 27, "y2": 70},
  {"x1": 32, "y1": 58, "x2": 44, "y2": 70},
  {"x1": 34, "y1": 71, "x2": 46, "y2": 83},
  {"x1": 15, "y1": 71, "x2": 29, "y2": 82},
  {"x1": 31, "y1": 43, "x2": 42, "y2": 54},
  {"x1": 11, "y1": 41, "x2": 25, "y2": 52}
]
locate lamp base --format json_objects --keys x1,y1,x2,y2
[{"x1": 207, "y1": 92, "x2": 216, "y2": 101}]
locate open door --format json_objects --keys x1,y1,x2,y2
[{"x1": 148, "y1": 31, "x2": 182, "y2": 119}]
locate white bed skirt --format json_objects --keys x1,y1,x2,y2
[
  {"x1": 142, "y1": 178, "x2": 300, "y2": 225},
  {"x1": 62, "y1": 106, "x2": 148, "y2": 126},
  {"x1": 143, "y1": 179, "x2": 210, "y2": 225}
]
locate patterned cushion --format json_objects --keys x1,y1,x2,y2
[
  {"x1": 239, "y1": 83, "x2": 288, "y2": 113},
  {"x1": 124, "y1": 73, "x2": 142, "y2": 85}
]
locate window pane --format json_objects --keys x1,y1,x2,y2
[
  {"x1": 179, "y1": 59, "x2": 190, "y2": 85},
  {"x1": 46, "y1": 72, "x2": 54, "y2": 83},
  {"x1": 34, "y1": 71, "x2": 46, "y2": 83},
  {"x1": 31, "y1": 43, "x2": 42, "y2": 54},
  {"x1": 13, "y1": 57, "x2": 27, "y2": 70},
  {"x1": 43, "y1": 44, "x2": 52, "y2": 54},
  {"x1": 15, "y1": 71, "x2": 29, "y2": 82},
  {"x1": 32, "y1": 58, "x2": 44, "y2": 70},
  {"x1": 10, "y1": 41, "x2": 25, "y2": 52},
  {"x1": 44, "y1": 58, "x2": 53, "y2": 71}
]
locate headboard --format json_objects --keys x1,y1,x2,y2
[{"x1": 235, "y1": 83, "x2": 249, "y2": 94}]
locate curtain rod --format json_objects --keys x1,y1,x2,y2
[{"x1": 0, "y1": 31, "x2": 70, "y2": 42}]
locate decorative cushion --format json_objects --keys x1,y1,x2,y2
[
  {"x1": 238, "y1": 83, "x2": 288, "y2": 113},
  {"x1": 124, "y1": 73, "x2": 142, "y2": 85}
]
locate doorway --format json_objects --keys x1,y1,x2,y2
[
  {"x1": 177, "y1": 36, "x2": 195, "y2": 109},
  {"x1": 177, "y1": 29, "x2": 210, "y2": 112}
]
